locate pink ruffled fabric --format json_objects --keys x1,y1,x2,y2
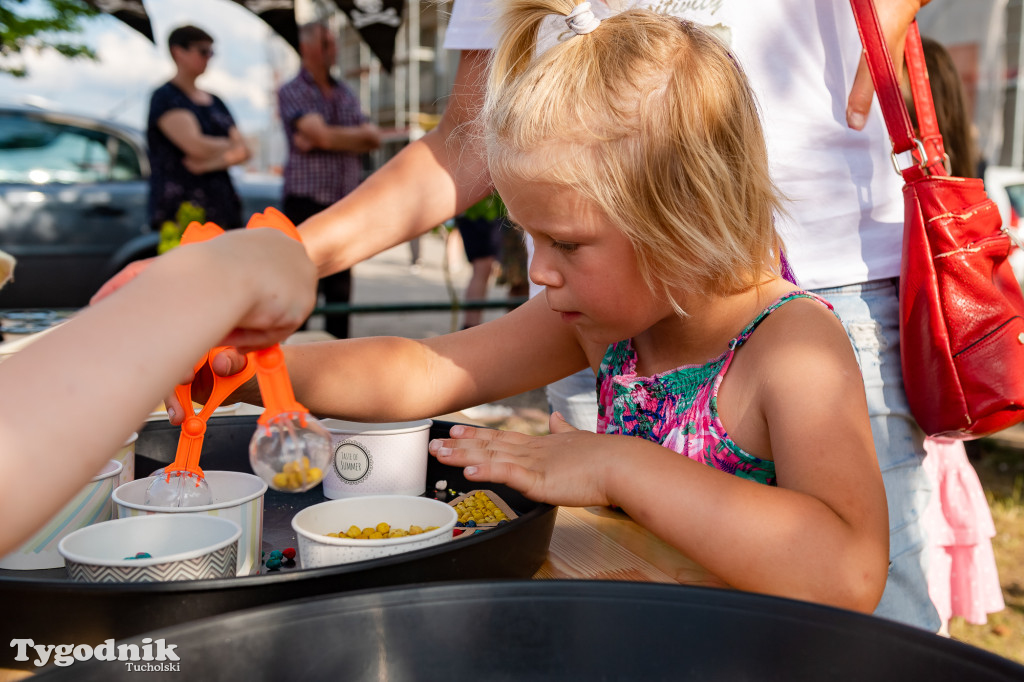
[{"x1": 922, "y1": 438, "x2": 1005, "y2": 625}]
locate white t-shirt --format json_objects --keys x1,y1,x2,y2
[{"x1": 443, "y1": 0, "x2": 905, "y2": 292}]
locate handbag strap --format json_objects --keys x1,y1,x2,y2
[
  {"x1": 848, "y1": 0, "x2": 945, "y2": 181},
  {"x1": 904, "y1": 22, "x2": 947, "y2": 174}
]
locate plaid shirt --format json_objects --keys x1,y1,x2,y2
[{"x1": 278, "y1": 68, "x2": 367, "y2": 205}]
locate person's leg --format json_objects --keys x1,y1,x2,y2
[
  {"x1": 456, "y1": 216, "x2": 500, "y2": 328},
  {"x1": 409, "y1": 236, "x2": 422, "y2": 268},
  {"x1": 319, "y1": 269, "x2": 352, "y2": 339},
  {"x1": 463, "y1": 256, "x2": 495, "y2": 328},
  {"x1": 812, "y1": 278, "x2": 940, "y2": 632}
]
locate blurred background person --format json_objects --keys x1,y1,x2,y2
[
  {"x1": 278, "y1": 21, "x2": 381, "y2": 339},
  {"x1": 455, "y1": 192, "x2": 504, "y2": 328},
  {"x1": 147, "y1": 25, "x2": 250, "y2": 232}
]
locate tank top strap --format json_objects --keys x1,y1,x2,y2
[{"x1": 728, "y1": 291, "x2": 835, "y2": 351}]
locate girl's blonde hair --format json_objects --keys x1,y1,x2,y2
[{"x1": 484, "y1": 1, "x2": 786, "y2": 309}]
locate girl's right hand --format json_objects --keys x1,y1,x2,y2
[{"x1": 428, "y1": 412, "x2": 616, "y2": 508}]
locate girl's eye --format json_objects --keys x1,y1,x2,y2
[{"x1": 551, "y1": 240, "x2": 578, "y2": 253}]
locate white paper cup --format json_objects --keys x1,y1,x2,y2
[
  {"x1": 113, "y1": 470, "x2": 267, "y2": 576},
  {"x1": 320, "y1": 419, "x2": 431, "y2": 500},
  {"x1": 0, "y1": 459, "x2": 122, "y2": 570},
  {"x1": 292, "y1": 495, "x2": 456, "y2": 568},
  {"x1": 60, "y1": 515, "x2": 240, "y2": 583}
]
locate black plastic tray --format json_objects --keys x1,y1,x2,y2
[
  {"x1": 0, "y1": 417, "x2": 556, "y2": 670},
  {"x1": 34, "y1": 580, "x2": 1024, "y2": 680}
]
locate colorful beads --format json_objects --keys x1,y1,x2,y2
[
  {"x1": 262, "y1": 547, "x2": 297, "y2": 571},
  {"x1": 453, "y1": 490, "x2": 509, "y2": 525}
]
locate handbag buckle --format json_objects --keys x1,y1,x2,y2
[
  {"x1": 890, "y1": 139, "x2": 928, "y2": 176},
  {"x1": 1003, "y1": 225, "x2": 1024, "y2": 252}
]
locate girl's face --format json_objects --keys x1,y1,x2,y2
[{"x1": 496, "y1": 177, "x2": 673, "y2": 345}]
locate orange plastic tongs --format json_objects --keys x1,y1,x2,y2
[
  {"x1": 160, "y1": 220, "x2": 256, "y2": 484},
  {"x1": 242, "y1": 208, "x2": 316, "y2": 431},
  {"x1": 164, "y1": 346, "x2": 256, "y2": 484}
]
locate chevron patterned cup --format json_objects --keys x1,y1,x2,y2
[
  {"x1": 112, "y1": 470, "x2": 267, "y2": 576},
  {"x1": 59, "y1": 515, "x2": 240, "y2": 583},
  {"x1": 0, "y1": 459, "x2": 122, "y2": 570}
]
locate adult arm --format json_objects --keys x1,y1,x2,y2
[
  {"x1": 846, "y1": 0, "x2": 933, "y2": 129},
  {"x1": 300, "y1": 49, "x2": 494, "y2": 278},
  {"x1": 293, "y1": 114, "x2": 381, "y2": 154},
  {"x1": 183, "y1": 126, "x2": 252, "y2": 174},
  {"x1": 158, "y1": 109, "x2": 251, "y2": 171}
]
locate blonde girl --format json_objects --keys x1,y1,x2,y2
[{"x1": 172, "y1": 1, "x2": 888, "y2": 612}]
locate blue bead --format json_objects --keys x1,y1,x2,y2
[
  {"x1": 266, "y1": 558, "x2": 282, "y2": 569},
  {"x1": 269, "y1": 550, "x2": 283, "y2": 560},
  {"x1": 465, "y1": 520, "x2": 476, "y2": 527}
]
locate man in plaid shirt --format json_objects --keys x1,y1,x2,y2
[{"x1": 278, "y1": 22, "x2": 381, "y2": 338}]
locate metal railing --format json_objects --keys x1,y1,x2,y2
[{"x1": 0, "y1": 298, "x2": 530, "y2": 336}]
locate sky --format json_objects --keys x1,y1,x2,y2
[{"x1": 0, "y1": 0, "x2": 301, "y2": 149}]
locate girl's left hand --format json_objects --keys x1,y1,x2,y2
[{"x1": 428, "y1": 412, "x2": 613, "y2": 508}]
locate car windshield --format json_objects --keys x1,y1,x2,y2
[{"x1": 0, "y1": 113, "x2": 142, "y2": 184}]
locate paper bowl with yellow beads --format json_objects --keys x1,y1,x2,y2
[{"x1": 291, "y1": 494, "x2": 457, "y2": 568}]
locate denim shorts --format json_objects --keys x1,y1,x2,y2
[
  {"x1": 546, "y1": 368, "x2": 600, "y2": 432},
  {"x1": 813, "y1": 278, "x2": 940, "y2": 632}
]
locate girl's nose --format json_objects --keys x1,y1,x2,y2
[{"x1": 529, "y1": 252, "x2": 563, "y2": 289}]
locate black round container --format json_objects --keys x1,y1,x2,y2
[
  {"x1": 0, "y1": 418, "x2": 555, "y2": 670},
  {"x1": 32, "y1": 580, "x2": 1024, "y2": 680}
]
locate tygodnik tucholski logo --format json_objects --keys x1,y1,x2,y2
[{"x1": 10, "y1": 637, "x2": 181, "y2": 670}]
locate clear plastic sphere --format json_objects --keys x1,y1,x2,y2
[
  {"x1": 144, "y1": 469, "x2": 212, "y2": 507},
  {"x1": 249, "y1": 413, "x2": 331, "y2": 492}
]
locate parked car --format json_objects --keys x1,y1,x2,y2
[
  {"x1": 984, "y1": 165, "x2": 1024, "y2": 287},
  {"x1": 0, "y1": 103, "x2": 282, "y2": 310}
]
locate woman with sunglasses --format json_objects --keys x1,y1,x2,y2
[{"x1": 146, "y1": 24, "x2": 250, "y2": 233}]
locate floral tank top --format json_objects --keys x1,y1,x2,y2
[{"x1": 596, "y1": 292, "x2": 836, "y2": 487}]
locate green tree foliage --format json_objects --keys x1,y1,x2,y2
[
  {"x1": 0, "y1": 0, "x2": 98, "y2": 78},
  {"x1": 462, "y1": 192, "x2": 506, "y2": 222}
]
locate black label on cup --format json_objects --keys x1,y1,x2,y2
[{"x1": 333, "y1": 441, "x2": 372, "y2": 483}]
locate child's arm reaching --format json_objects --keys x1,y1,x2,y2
[
  {"x1": 0, "y1": 228, "x2": 316, "y2": 556},
  {"x1": 161, "y1": 292, "x2": 591, "y2": 428},
  {"x1": 429, "y1": 302, "x2": 889, "y2": 614}
]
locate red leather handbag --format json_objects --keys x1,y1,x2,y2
[{"x1": 850, "y1": 0, "x2": 1024, "y2": 438}]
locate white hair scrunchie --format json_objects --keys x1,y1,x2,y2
[{"x1": 566, "y1": 2, "x2": 601, "y2": 35}]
